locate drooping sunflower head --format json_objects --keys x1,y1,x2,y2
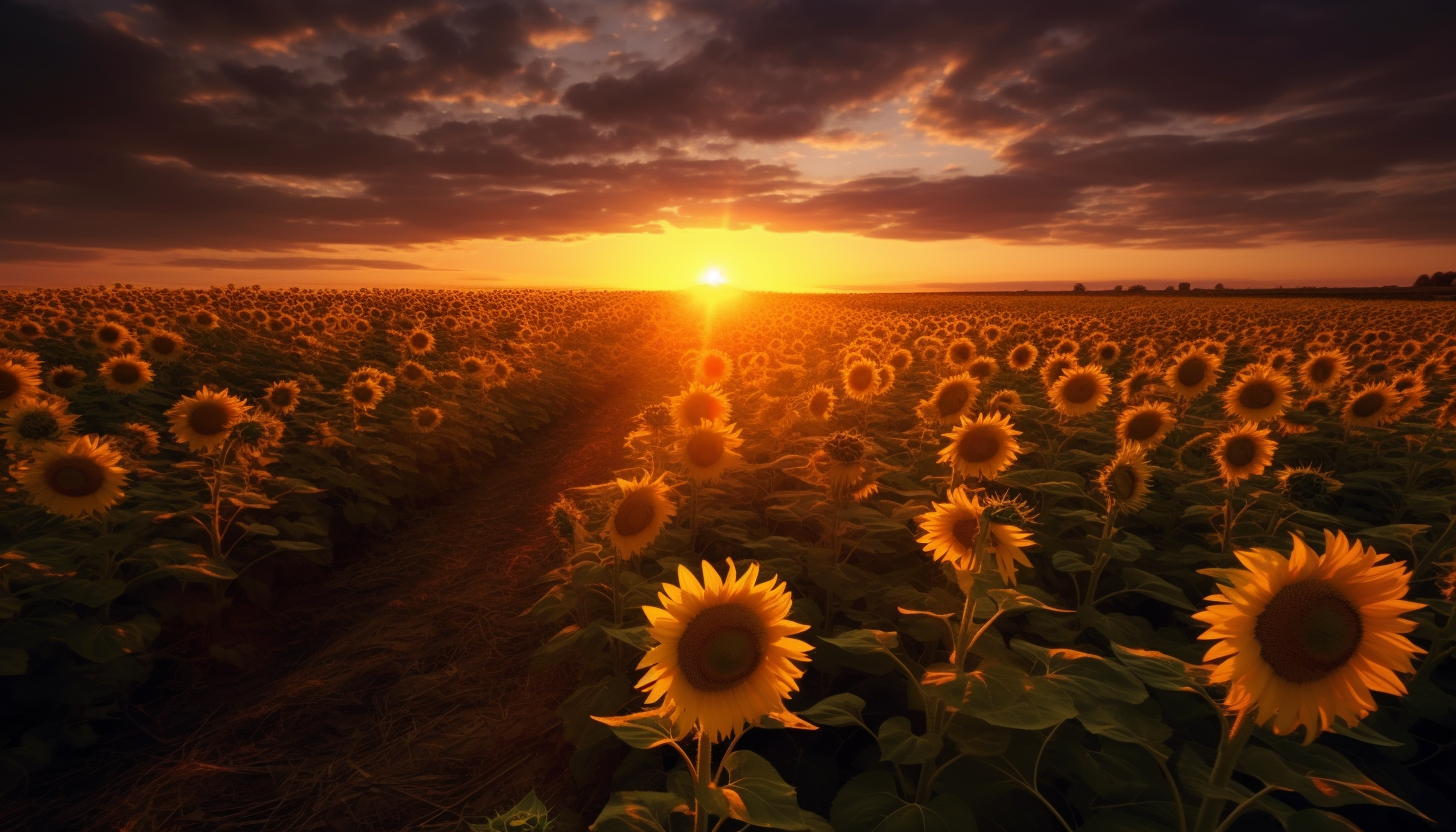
[
  {"x1": 0, "y1": 359, "x2": 43, "y2": 409},
  {"x1": 805, "y1": 383, "x2": 836, "y2": 421},
  {"x1": 1008, "y1": 342, "x2": 1039, "y2": 371},
  {"x1": 1194, "y1": 531, "x2": 1424, "y2": 742},
  {"x1": 1116, "y1": 402, "x2": 1175, "y2": 449},
  {"x1": 115, "y1": 422, "x2": 161, "y2": 458},
  {"x1": 937, "y1": 411, "x2": 1022, "y2": 481},
  {"x1": 985, "y1": 389, "x2": 1023, "y2": 419},
  {"x1": 920, "y1": 373, "x2": 980, "y2": 425},
  {"x1": 966, "y1": 356, "x2": 997, "y2": 382},
  {"x1": 1275, "y1": 464, "x2": 1342, "y2": 511},
  {"x1": 99, "y1": 355, "x2": 154, "y2": 394},
  {"x1": 669, "y1": 382, "x2": 733, "y2": 431},
  {"x1": 1165, "y1": 349, "x2": 1223, "y2": 400},
  {"x1": 1213, "y1": 424, "x2": 1276, "y2": 486},
  {"x1": 19, "y1": 434, "x2": 128, "y2": 519},
  {"x1": 638, "y1": 559, "x2": 813, "y2": 742},
  {"x1": 1097, "y1": 446, "x2": 1153, "y2": 513},
  {"x1": 606, "y1": 474, "x2": 677, "y2": 557},
  {"x1": 1299, "y1": 349, "x2": 1349, "y2": 393},
  {"x1": 915, "y1": 486, "x2": 1034, "y2": 584},
  {"x1": 636, "y1": 402, "x2": 674, "y2": 433},
  {"x1": 676, "y1": 419, "x2": 745, "y2": 484},
  {"x1": 1049, "y1": 364, "x2": 1112, "y2": 418},
  {"x1": 166, "y1": 387, "x2": 249, "y2": 451},
  {"x1": 46, "y1": 365, "x2": 85, "y2": 394},
  {"x1": 1343, "y1": 383, "x2": 1399, "y2": 428},
  {"x1": 813, "y1": 430, "x2": 875, "y2": 499}
]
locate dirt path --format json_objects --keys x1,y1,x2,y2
[{"x1": 7, "y1": 374, "x2": 655, "y2": 832}]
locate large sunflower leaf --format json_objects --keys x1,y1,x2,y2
[
  {"x1": 830, "y1": 770, "x2": 976, "y2": 832},
  {"x1": 1239, "y1": 743, "x2": 1429, "y2": 818}
]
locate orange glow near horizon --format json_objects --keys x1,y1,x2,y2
[{"x1": 5, "y1": 228, "x2": 1455, "y2": 292}]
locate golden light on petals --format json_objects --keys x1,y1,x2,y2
[
  {"x1": 1222, "y1": 365, "x2": 1293, "y2": 423},
  {"x1": 0, "y1": 359, "x2": 43, "y2": 409},
  {"x1": 100, "y1": 355, "x2": 154, "y2": 394},
  {"x1": 1165, "y1": 349, "x2": 1222, "y2": 400},
  {"x1": 937, "y1": 411, "x2": 1021, "y2": 481},
  {"x1": 606, "y1": 474, "x2": 676, "y2": 557},
  {"x1": 676, "y1": 419, "x2": 744, "y2": 483},
  {"x1": 915, "y1": 486, "x2": 1035, "y2": 584},
  {"x1": 166, "y1": 387, "x2": 249, "y2": 451},
  {"x1": 919, "y1": 373, "x2": 979, "y2": 424},
  {"x1": 1214, "y1": 424, "x2": 1276, "y2": 486},
  {"x1": 1116, "y1": 402, "x2": 1175, "y2": 449},
  {"x1": 1097, "y1": 446, "x2": 1152, "y2": 513},
  {"x1": 669, "y1": 382, "x2": 732, "y2": 431},
  {"x1": 19, "y1": 434, "x2": 128, "y2": 518},
  {"x1": 1049, "y1": 364, "x2": 1112, "y2": 417}
]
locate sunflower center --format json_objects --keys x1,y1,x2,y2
[
  {"x1": 613, "y1": 490, "x2": 658, "y2": 538},
  {"x1": 1255, "y1": 579, "x2": 1364, "y2": 683},
  {"x1": 1223, "y1": 436, "x2": 1256, "y2": 468},
  {"x1": 151, "y1": 336, "x2": 177, "y2": 355},
  {"x1": 51, "y1": 370, "x2": 78, "y2": 389},
  {"x1": 1176, "y1": 358, "x2": 1208, "y2": 388},
  {"x1": 410, "y1": 333, "x2": 430, "y2": 348},
  {"x1": 957, "y1": 428, "x2": 1000, "y2": 463},
  {"x1": 1125, "y1": 410, "x2": 1163, "y2": 442},
  {"x1": 809, "y1": 391, "x2": 830, "y2": 416},
  {"x1": 848, "y1": 365, "x2": 875, "y2": 391},
  {"x1": 189, "y1": 402, "x2": 231, "y2": 436},
  {"x1": 110, "y1": 362, "x2": 141, "y2": 385},
  {"x1": 18, "y1": 411, "x2": 61, "y2": 440},
  {"x1": 1238, "y1": 381, "x2": 1276, "y2": 410},
  {"x1": 1061, "y1": 374, "x2": 1099, "y2": 404},
  {"x1": 682, "y1": 392, "x2": 724, "y2": 423},
  {"x1": 951, "y1": 515, "x2": 980, "y2": 549},
  {"x1": 46, "y1": 457, "x2": 105, "y2": 497},
  {"x1": 270, "y1": 388, "x2": 294, "y2": 406},
  {"x1": 687, "y1": 432, "x2": 725, "y2": 468},
  {"x1": 98, "y1": 326, "x2": 122, "y2": 344},
  {"x1": 0, "y1": 369, "x2": 18, "y2": 400},
  {"x1": 950, "y1": 344, "x2": 972, "y2": 363},
  {"x1": 1310, "y1": 357, "x2": 1334, "y2": 383},
  {"x1": 703, "y1": 355, "x2": 726, "y2": 379},
  {"x1": 936, "y1": 383, "x2": 971, "y2": 417},
  {"x1": 1109, "y1": 465, "x2": 1138, "y2": 502},
  {"x1": 416, "y1": 409, "x2": 438, "y2": 426},
  {"x1": 1012, "y1": 346, "x2": 1032, "y2": 366},
  {"x1": 1351, "y1": 391, "x2": 1386, "y2": 419},
  {"x1": 352, "y1": 385, "x2": 375, "y2": 403},
  {"x1": 677, "y1": 603, "x2": 766, "y2": 692}
]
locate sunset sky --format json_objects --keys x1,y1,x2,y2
[{"x1": 3, "y1": 0, "x2": 1453, "y2": 291}]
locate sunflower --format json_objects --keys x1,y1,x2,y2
[
  {"x1": 1097, "y1": 446, "x2": 1153, "y2": 513},
  {"x1": 1343, "y1": 383, "x2": 1399, "y2": 428},
  {"x1": 2, "y1": 397, "x2": 78, "y2": 450},
  {"x1": 1119, "y1": 366, "x2": 1160, "y2": 404},
  {"x1": 1007, "y1": 342, "x2": 1039, "y2": 371},
  {"x1": 166, "y1": 387, "x2": 249, "y2": 451},
  {"x1": 937, "y1": 412, "x2": 1021, "y2": 481},
  {"x1": 966, "y1": 356, "x2": 997, "y2": 382},
  {"x1": 397, "y1": 360, "x2": 433, "y2": 387},
  {"x1": 144, "y1": 330, "x2": 186, "y2": 362},
  {"x1": 410, "y1": 406, "x2": 443, "y2": 434},
  {"x1": 1165, "y1": 349, "x2": 1223, "y2": 400},
  {"x1": 919, "y1": 374, "x2": 979, "y2": 425},
  {"x1": 606, "y1": 474, "x2": 677, "y2": 557},
  {"x1": 99, "y1": 355, "x2": 154, "y2": 393},
  {"x1": 345, "y1": 378, "x2": 385, "y2": 411},
  {"x1": 1214, "y1": 424, "x2": 1276, "y2": 486},
  {"x1": 841, "y1": 359, "x2": 880, "y2": 402},
  {"x1": 263, "y1": 380, "x2": 301, "y2": 414},
  {"x1": 805, "y1": 383, "x2": 836, "y2": 421},
  {"x1": 18, "y1": 435, "x2": 128, "y2": 518},
  {"x1": 1194, "y1": 531, "x2": 1424, "y2": 742},
  {"x1": 812, "y1": 431, "x2": 872, "y2": 499},
  {"x1": 1300, "y1": 350, "x2": 1350, "y2": 393},
  {"x1": 1040, "y1": 355, "x2": 1077, "y2": 389},
  {"x1": 670, "y1": 383, "x2": 733, "y2": 431},
  {"x1": 985, "y1": 389, "x2": 1023, "y2": 418},
  {"x1": 1222, "y1": 365, "x2": 1293, "y2": 424},
  {"x1": 93, "y1": 322, "x2": 130, "y2": 351},
  {"x1": 695, "y1": 350, "x2": 733, "y2": 385},
  {"x1": 403, "y1": 328, "x2": 435, "y2": 355},
  {"x1": 945, "y1": 338, "x2": 977, "y2": 368},
  {"x1": 1049, "y1": 364, "x2": 1112, "y2": 417},
  {"x1": 638, "y1": 559, "x2": 812, "y2": 742},
  {"x1": 46, "y1": 365, "x2": 85, "y2": 394},
  {"x1": 0, "y1": 359, "x2": 43, "y2": 409},
  {"x1": 676, "y1": 420, "x2": 745, "y2": 483},
  {"x1": 1116, "y1": 402, "x2": 1175, "y2": 449},
  {"x1": 915, "y1": 487, "x2": 1035, "y2": 585}
]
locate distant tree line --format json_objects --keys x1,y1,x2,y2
[{"x1": 1414, "y1": 271, "x2": 1455, "y2": 287}]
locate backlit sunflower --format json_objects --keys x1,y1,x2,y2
[
  {"x1": 166, "y1": 387, "x2": 248, "y2": 451},
  {"x1": 46, "y1": 365, "x2": 85, "y2": 394},
  {"x1": 19, "y1": 435, "x2": 128, "y2": 518},
  {"x1": 945, "y1": 338, "x2": 977, "y2": 368},
  {"x1": 0, "y1": 359, "x2": 42, "y2": 409},
  {"x1": 637, "y1": 559, "x2": 813, "y2": 742},
  {"x1": 410, "y1": 405, "x2": 443, "y2": 434},
  {"x1": 985, "y1": 389, "x2": 1023, "y2": 418},
  {"x1": 397, "y1": 360, "x2": 433, "y2": 387},
  {"x1": 676, "y1": 420, "x2": 744, "y2": 483},
  {"x1": 1299, "y1": 350, "x2": 1350, "y2": 393},
  {"x1": 1119, "y1": 366, "x2": 1160, "y2": 404},
  {"x1": 606, "y1": 474, "x2": 677, "y2": 557},
  {"x1": 1040, "y1": 355, "x2": 1077, "y2": 389},
  {"x1": 1194, "y1": 531, "x2": 1424, "y2": 742},
  {"x1": 670, "y1": 382, "x2": 733, "y2": 431},
  {"x1": 1222, "y1": 365, "x2": 1293, "y2": 423},
  {"x1": 966, "y1": 356, "x2": 997, "y2": 382},
  {"x1": 99, "y1": 355, "x2": 154, "y2": 393},
  {"x1": 694, "y1": 350, "x2": 733, "y2": 385},
  {"x1": 93, "y1": 322, "x2": 130, "y2": 351},
  {"x1": 2, "y1": 397, "x2": 77, "y2": 450},
  {"x1": 841, "y1": 359, "x2": 880, "y2": 402},
  {"x1": 806, "y1": 384, "x2": 836, "y2": 421},
  {"x1": 345, "y1": 378, "x2": 384, "y2": 411},
  {"x1": 1097, "y1": 446, "x2": 1153, "y2": 513},
  {"x1": 915, "y1": 487, "x2": 1034, "y2": 585},
  {"x1": 811, "y1": 431, "x2": 872, "y2": 499},
  {"x1": 1214, "y1": 424, "x2": 1276, "y2": 486},
  {"x1": 1165, "y1": 349, "x2": 1223, "y2": 400},
  {"x1": 144, "y1": 330, "x2": 186, "y2": 362},
  {"x1": 919, "y1": 373, "x2": 980, "y2": 425},
  {"x1": 263, "y1": 380, "x2": 301, "y2": 414},
  {"x1": 1116, "y1": 402, "x2": 1175, "y2": 449},
  {"x1": 937, "y1": 412, "x2": 1021, "y2": 481},
  {"x1": 1007, "y1": 342, "x2": 1039, "y2": 371},
  {"x1": 1049, "y1": 364, "x2": 1112, "y2": 417},
  {"x1": 404, "y1": 328, "x2": 435, "y2": 355},
  {"x1": 1343, "y1": 383, "x2": 1399, "y2": 428}
]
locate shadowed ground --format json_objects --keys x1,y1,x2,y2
[{"x1": 4, "y1": 374, "x2": 654, "y2": 832}]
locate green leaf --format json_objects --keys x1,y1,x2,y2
[
  {"x1": 1111, "y1": 643, "x2": 1204, "y2": 692},
  {"x1": 877, "y1": 717, "x2": 944, "y2": 764},
  {"x1": 1286, "y1": 808, "x2": 1363, "y2": 832},
  {"x1": 272, "y1": 539, "x2": 326, "y2": 551},
  {"x1": 1051, "y1": 550, "x2": 1092, "y2": 572},
  {"x1": 751, "y1": 711, "x2": 818, "y2": 731},
  {"x1": 602, "y1": 626, "x2": 653, "y2": 653},
  {"x1": 591, "y1": 791, "x2": 688, "y2": 832},
  {"x1": 923, "y1": 662, "x2": 1077, "y2": 731},
  {"x1": 720, "y1": 750, "x2": 823, "y2": 830},
  {"x1": 1074, "y1": 699, "x2": 1172, "y2": 748},
  {"x1": 56, "y1": 615, "x2": 160, "y2": 663},
  {"x1": 27, "y1": 577, "x2": 127, "y2": 608},
  {"x1": 590, "y1": 706, "x2": 687, "y2": 750},
  {"x1": 243, "y1": 523, "x2": 280, "y2": 537},
  {"x1": 0, "y1": 647, "x2": 27, "y2": 676},
  {"x1": 1011, "y1": 641, "x2": 1147, "y2": 704},
  {"x1": 1116, "y1": 568, "x2": 1195, "y2": 610},
  {"x1": 128, "y1": 560, "x2": 238, "y2": 589},
  {"x1": 830, "y1": 770, "x2": 977, "y2": 832},
  {"x1": 799, "y1": 693, "x2": 869, "y2": 730},
  {"x1": 1353, "y1": 524, "x2": 1429, "y2": 554},
  {"x1": 944, "y1": 713, "x2": 1011, "y2": 757},
  {"x1": 1239, "y1": 743, "x2": 1428, "y2": 818},
  {"x1": 985, "y1": 588, "x2": 1073, "y2": 614}
]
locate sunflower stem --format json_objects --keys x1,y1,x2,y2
[
  {"x1": 951, "y1": 517, "x2": 993, "y2": 670},
  {"x1": 694, "y1": 727, "x2": 713, "y2": 832},
  {"x1": 1081, "y1": 507, "x2": 1119, "y2": 609},
  {"x1": 1192, "y1": 710, "x2": 1255, "y2": 832}
]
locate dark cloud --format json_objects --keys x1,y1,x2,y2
[
  {"x1": 1, "y1": 0, "x2": 1453, "y2": 265},
  {"x1": 164, "y1": 256, "x2": 437, "y2": 270}
]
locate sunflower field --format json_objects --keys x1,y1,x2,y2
[
  {"x1": 0, "y1": 284, "x2": 657, "y2": 789},
  {"x1": 5, "y1": 288, "x2": 1456, "y2": 832},
  {"x1": 531, "y1": 293, "x2": 1456, "y2": 832}
]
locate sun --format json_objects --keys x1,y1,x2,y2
[{"x1": 698, "y1": 267, "x2": 728, "y2": 286}]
